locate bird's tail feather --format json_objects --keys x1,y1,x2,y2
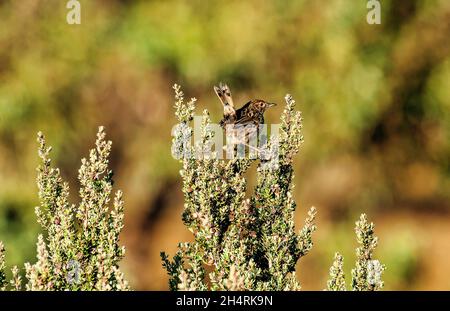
[{"x1": 214, "y1": 82, "x2": 235, "y2": 108}]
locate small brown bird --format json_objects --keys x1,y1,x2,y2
[
  {"x1": 214, "y1": 82, "x2": 276, "y2": 128},
  {"x1": 214, "y1": 83, "x2": 276, "y2": 154}
]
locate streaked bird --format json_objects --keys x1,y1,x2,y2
[
  {"x1": 214, "y1": 82, "x2": 276, "y2": 154},
  {"x1": 214, "y1": 82, "x2": 276, "y2": 128}
]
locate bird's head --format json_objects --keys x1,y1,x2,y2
[{"x1": 256, "y1": 100, "x2": 277, "y2": 111}]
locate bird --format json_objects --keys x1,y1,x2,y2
[
  {"x1": 214, "y1": 82, "x2": 276, "y2": 128},
  {"x1": 214, "y1": 82, "x2": 276, "y2": 155}
]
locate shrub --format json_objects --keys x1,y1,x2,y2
[
  {"x1": 0, "y1": 127, "x2": 129, "y2": 291},
  {"x1": 0, "y1": 86, "x2": 385, "y2": 291},
  {"x1": 162, "y1": 85, "x2": 384, "y2": 291},
  {"x1": 326, "y1": 214, "x2": 385, "y2": 291},
  {"x1": 0, "y1": 242, "x2": 7, "y2": 290},
  {"x1": 351, "y1": 214, "x2": 385, "y2": 291}
]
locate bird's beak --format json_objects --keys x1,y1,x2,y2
[{"x1": 267, "y1": 102, "x2": 277, "y2": 108}]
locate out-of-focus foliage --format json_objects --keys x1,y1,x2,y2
[{"x1": 0, "y1": 0, "x2": 449, "y2": 289}]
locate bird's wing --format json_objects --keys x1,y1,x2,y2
[
  {"x1": 233, "y1": 101, "x2": 257, "y2": 126},
  {"x1": 234, "y1": 115, "x2": 255, "y2": 126}
]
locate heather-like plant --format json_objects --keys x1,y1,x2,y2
[
  {"x1": 0, "y1": 242, "x2": 21, "y2": 291},
  {"x1": 0, "y1": 242, "x2": 7, "y2": 290},
  {"x1": 351, "y1": 214, "x2": 385, "y2": 291},
  {"x1": 326, "y1": 214, "x2": 385, "y2": 291},
  {"x1": 0, "y1": 127, "x2": 129, "y2": 291},
  {"x1": 163, "y1": 85, "x2": 384, "y2": 291},
  {"x1": 162, "y1": 85, "x2": 316, "y2": 290},
  {"x1": 327, "y1": 253, "x2": 346, "y2": 291}
]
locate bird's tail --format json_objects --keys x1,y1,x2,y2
[{"x1": 214, "y1": 82, "x2": 235, "y2": 109}]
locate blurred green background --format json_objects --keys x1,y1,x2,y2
[{"x1": 0, "y1": 0, "x2": 449, "y2": 290}]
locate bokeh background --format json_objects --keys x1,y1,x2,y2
[{"x1": 0, "y1": 0, "x2": 449, "y2": 290}]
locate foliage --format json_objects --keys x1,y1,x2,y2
[
  {"x1": 0, "y1": 87, "x2": 386, "y2": 291},
  {"x1": 0, "y1": 127, "x2": 129, "y2": 290},
  {"x1": 327, "y1": 253, "x2": 346, "y2": 291},
  {"x1": 351, "y1": 214, "x2": 385, "y2": 291},
  {"x1": 326, "y1": 214, "x2": 385, "y2": 291},
  {"x1": 0, "y1": 242, "x2": 7, "y2": 290},
  {"x1": 162, "y1": 85, "x2": 384, "y2": 291}
]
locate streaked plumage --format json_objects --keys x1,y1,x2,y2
[{"x1": 214, "y1": 83, "x2": 276, "y2": 128}]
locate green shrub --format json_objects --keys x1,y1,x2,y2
[
  {"x1": 326, "y1": 214, "x2": 385, "y2": 291},
  {"x1": 0, "y1": 127, "x2": 129, "y2": 290},
  {"x1": 0, "y1": 242, "x2": 7, "y2": 290},
  {"x1": 0, "y1": 86, "x2": 384, "y2": 291},
  {"x1": 162, "y1": 85, "x2": 384, "y2": 291}
]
